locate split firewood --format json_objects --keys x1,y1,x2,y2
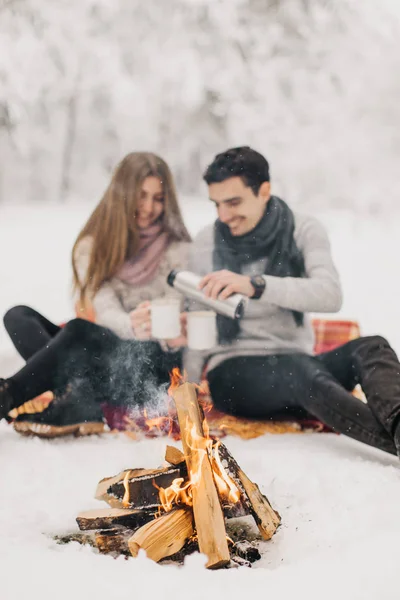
[
  {"x1": 95, "y1": 465, "x2": 184, "y2": 510},
  {"x1": 165, "y1": 445, "x2": 185, "y2": 466},
  {"x1": 171, "y1": 382, "x2": 230, "y2": 569},
  {"x1": 76, "y1": 508, "x2": 153, "y2": 531},
  {"x1": 215, "y1": 442, "x2": 281, "y2": 540},
  {"x1": 128, "y1": 508, "x2": 194, "y2": 563},
  {"x1": 94, "y1": 526, "x2": 133, "y2": 555}
]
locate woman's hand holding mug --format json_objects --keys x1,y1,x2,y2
[
  {"x1": 130, "y1": 301, "x2": 152, "y2": 340},
  {"x1": 130, "y1": 300, "x2": 187, "y2": 347}
]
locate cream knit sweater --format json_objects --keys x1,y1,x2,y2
[{"x1": 74, "y1": 237, "x2": 190, "y2": 339}]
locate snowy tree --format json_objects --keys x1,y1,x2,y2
[{"x1": 0, "y1": 0, "x2": 399, "y2": 212}]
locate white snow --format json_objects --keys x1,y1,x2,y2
[{"x1": 1, "y1": 202, "x2": 400, "y2": 599}]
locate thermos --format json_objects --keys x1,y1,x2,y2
[{"x1": 167, "y1": 270, "x2": 247, "y2": 320}]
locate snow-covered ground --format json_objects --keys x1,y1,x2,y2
[{"x1": 1, "y1": 202, "x2": 400, "y2": 599}]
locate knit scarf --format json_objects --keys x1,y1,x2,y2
[
  {"x1": 117, "y1": 222, "x2": 170, "y2": 286},
  {"x1": 213, "y1": 196, "x2": 305, "y2": 343}
]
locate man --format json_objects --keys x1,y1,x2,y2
[{"x1": 185, "y1": 146, "x2": 400, "y2": 457}]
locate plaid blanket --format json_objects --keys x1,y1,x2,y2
[{"x1": 312, "y1": 318, "x2": 360, "y2": 354}]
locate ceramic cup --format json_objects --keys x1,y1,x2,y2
[
  {"x1": 151, "y1": 298, "x2": 181, "y2": 340},
  {"x1": 187, "y1": 310, "x2": 217, "y2": 350}
]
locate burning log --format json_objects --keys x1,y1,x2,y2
[
  {"x1": 76, "y1": 508, "x2": 153, "y2": 531},
  {"x1": 95, "y1": 465, "x2": 184, "y2": 510},
  {"x1": 164, "y1": 443, "x2": 247, "y2": 520},
  {"x1": 62, "y1": 372, "x2": 281, "y2": 569},
  {"x1": 128, "y1": 508, "x2": 194, "y2": 562},
  {"x1": 214, "y1": 442, "x2": 281, "y2": 540},
  {"x1": 171, "y1": 381, "x2": 230, "y2": 569}
]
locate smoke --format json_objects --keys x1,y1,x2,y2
[
  {"x1": 52, "y1": 320, "x2": 177, "y2": 420},
  {"x1": 100, "y1": 338, "x2": 176, "y2": 417}
]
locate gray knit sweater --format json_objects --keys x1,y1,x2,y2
[{"x1": 183, "y1": 212, "x2": 342, "y2": 382}]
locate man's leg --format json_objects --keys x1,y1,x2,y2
[
  {"x1": 317, "y1": 335, "x2": 400, "y2": 447},
  {"x1": 207, "y1": 353, "x2": 397, "y2": 455},
  {"x1": 207, "y1": 355, "x2": 313, "y2": 419},
  {"x1": 3, "y1": 306, "x2": 61, "y2": 360}
]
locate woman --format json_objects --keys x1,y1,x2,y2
[{"x1": 1, "y1": 152, "x2": 191, "y2": 433}]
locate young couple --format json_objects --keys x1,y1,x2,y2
[{"x1": 1, "y1": 147, "x2": 400, "y2": 458}]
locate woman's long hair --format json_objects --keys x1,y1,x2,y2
[{"x1": 72, "y1": 152, "x2": 191, "y2": 306}]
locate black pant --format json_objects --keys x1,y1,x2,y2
[
  {"x1": 4, "y1": 307, "x2": 181, "y2": 411},
  {"x1": 207, "y1": 336, "x2": 400, "y2": 456},
  {"x1": 4, "y1": 305, "x2": 61, "y2": 360}
]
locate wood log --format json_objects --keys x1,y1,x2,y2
[
  {"x1": 95, "y1": 527, "x2": 133, "y2": 555},
  {"x1": 95, "y1": 465, "x2": 184, "y2": 510},
  {"x1": 171, "y1": 382, "x2": 230, "y2": 569},
  {"x1": 128, "y1": 508, "x2": 194, "y2": 562},
  {"x1": 165, "y1": 445, "x2": 185, "y2": 466},
  {"x1": 76, "y1": 508, "x2": 153, "y2": 531},
  {"x1": 215, "y1": 442, "x2": 281, "y2": 540}
]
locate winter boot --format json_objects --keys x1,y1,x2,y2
[{"x1": 13, "y1": 386, "x2": 106, "y2": 438}]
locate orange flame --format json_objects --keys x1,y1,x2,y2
[
  {"x1": 154, "y1": 369, "x2": 241, "y2": 513},
  {"x1": 155, "y1": 477, "x2": 193, "y2": 513},
  {"x1": 156, "y1": 417, "x2": 240, "y2": 513},
  {"x1": 122, "y1": 470, "x2": 132, "y2": 507},
  {"x1": 168, "y1": 367, "x2": 186, "y2": 394}
]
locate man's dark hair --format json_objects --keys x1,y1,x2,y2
[{"x1": 203, "y1": 146, "x2": 270, "y2": 196}]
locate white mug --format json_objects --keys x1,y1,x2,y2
[
  {"x1": 187, "y1": 311, "x2": 217, "y2": 350},
  {"x1": 151, "y1": 298, "x2": 181, "y2": 340}
]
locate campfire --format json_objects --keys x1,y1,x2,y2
[{"x1": 64, "y1": 370, "x2": 281, "y2": 569}]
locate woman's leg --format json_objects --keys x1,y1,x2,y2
[
  {"x1": 4, "y1": 318, "x2": 121, "y2": 411},
  {"x1": 12, "y1": 342, "x2": 183, "y2": 431},
  {"x1": 207, "y1": 353, "x2": 397, "y2": 455},
  {"x1": 3, "y1": 305, "x2": 61, "y2": 360},
  {"x1": 2, "y1": 314, "x2": 182, "y2": 418}
]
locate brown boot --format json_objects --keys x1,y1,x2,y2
[{"x1": 13, "y1": 390, "x2": 106, "y2": 438}]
